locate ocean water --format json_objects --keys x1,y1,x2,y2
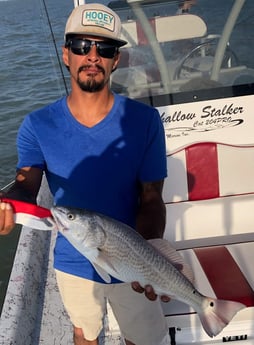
[
  {"x1": 0, "y1": 0, "x2": 72, "y2": 188},
  {"x1": 0, "y1": 0, "x2": 72, "y2": 312}
]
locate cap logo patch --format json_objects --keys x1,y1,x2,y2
[{"x1": 82, "y1": 10, "x2": 115, "y2": 32}]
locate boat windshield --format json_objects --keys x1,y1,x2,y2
[{"x1": 84, "y1": 0, "x2": 254, "y2": 104}]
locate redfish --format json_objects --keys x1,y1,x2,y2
[{"x1": 51, "y1": 206, "x2": 245, "y2": 338}]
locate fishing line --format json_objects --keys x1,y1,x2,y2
[{"x1": 40, "y1": 0, "x2": 69, "y2": 95}]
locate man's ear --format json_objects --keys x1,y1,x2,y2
[
  {"x1": 62, "y1": 46, "x2": 69, "y2": 68},
  {"x1": 112, "y1": 52, "x2": 121, "y2": 72}
]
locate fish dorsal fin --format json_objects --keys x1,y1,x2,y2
[{"x1": 148, "y1": 238, "x2": 195, "y2": 283}]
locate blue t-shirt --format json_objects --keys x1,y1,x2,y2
[{"x1": 17, "y1": 93, "x2": 167, "y2": 283}]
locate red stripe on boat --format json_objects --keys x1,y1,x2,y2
[
  {"x1": 194, "y1": 246, "x2": 254, "y2": 307},
  {"x1": 186, "y1": 142, "x2": 219, "y2": 201}
]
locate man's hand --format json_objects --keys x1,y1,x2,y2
[
  {"x1": 0, "y1": 202, "x2": 15, "y2": 235},
  {"x1": 131, "y1": 282, "x2": 171, "y2": 302}
]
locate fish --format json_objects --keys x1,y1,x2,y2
[{"x1": 51, "y1": 205, "x2": 245, "y2": 338}]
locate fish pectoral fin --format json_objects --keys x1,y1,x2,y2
[
  {"x1": 92, "y1": 263, "x2": 112, "y2": 283},
  {"x1": 94, "y1": 251, "x2": 122, "y2": 282},
  {"x1": 80, "y1": 248, "x2": 114, "y2": 283},
  {"x1": 64, "y1": 235, "x2": 100, "y2": 261},
  {"x1": 63, "y1": 235, "x2": 115, "y2": 283},
  {"x1": 80, "y1": 247, "x2": 100, "y2": 261},
  {"x1": 148, "y1": 238, "x2": 195, "y2": 283},
  {"x1": 71, "y1": 245, "x2": 113, "y2": 283}
]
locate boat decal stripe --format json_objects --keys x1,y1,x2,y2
[
  {"x1": 194, "y1": 246, "x2": 254, "y2": 307},
  {"x1": 186, "y1": 142, "x2": 220, "y2": 201}
]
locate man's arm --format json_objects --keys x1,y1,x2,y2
[
  {"x1": 132, "y1": 179, "x2": 170, "y2": 302},
  {"x1": 136, "y1": 180, "x2": 166, "y2": 240},
  {"x1": 0, "y1": 167, "x2": 43, "y2": 235},
  {"x1": 6, "y1": 167, "x2": 43, "y2": 202}
]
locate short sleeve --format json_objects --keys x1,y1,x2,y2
[
  {"x1": 138, "y1": 109, "x2": 167, "y2": 182},
  {"x1": 17, "y1": 115, "x2": 45, "y2": 170}
]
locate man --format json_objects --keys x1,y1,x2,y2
[{"x1": 0, "y1": 3, "x2": 170, "y2": 345}]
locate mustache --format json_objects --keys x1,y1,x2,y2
[{"x1": 78, "y1": 64, "x2": 105, "y2": 75}]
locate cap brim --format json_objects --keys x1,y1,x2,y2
[{"x1": 65, "y1": 31, "x2": 128, "y2": 47}]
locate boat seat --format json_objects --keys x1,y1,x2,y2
[
  {"x1": 163, "y1": 142, "x2": 254, "y2": 246},
  {"x1": 120, "y1": 14, "x2": 207, "y2": 47}
]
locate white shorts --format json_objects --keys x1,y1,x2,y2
[{"x1": 55, "y1": 270, "x2": 170, "y2": 345}]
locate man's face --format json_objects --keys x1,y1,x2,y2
[{"x1": 63, "y1": 35, "x2": 120, "y2": 92}]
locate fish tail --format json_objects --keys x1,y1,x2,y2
[{"x1": 198, "y1": 298, "x2": 245, "y2": 337}]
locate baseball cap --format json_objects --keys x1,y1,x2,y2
[{"x1": 65, "y1": 3, "x2": 128, "y2": 47}]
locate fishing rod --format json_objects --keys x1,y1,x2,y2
[
  {"x1": 40, "y1": 0, "x2": 69, "y2": 95},
  {"x1": 39, "y1": 0, "x2": 86, "y2": 95},
  {"x1": 73, "y1": 0, "x2": 85, "y2": 6},
  {"x1": 1, "y1": 180, "x2": 14, "y2": 192}
]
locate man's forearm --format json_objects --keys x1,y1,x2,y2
[
  {"x1": 136, "y1": 199, "x2": 166, "y2": 240},
  {"x1": 2, "y1": 184, "x2": 38, "y2": 204}
]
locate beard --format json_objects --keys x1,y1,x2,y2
[{"x1": 77, "y1": 64, "x2": 107, "y2": 92}]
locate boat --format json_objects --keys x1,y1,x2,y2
[{"x1": 0, "y1": 0, "x2": 254, "y2": 344}]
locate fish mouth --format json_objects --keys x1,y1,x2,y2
[
  {"x1": 44, "y1": 216, "x2": 58, "y2": 229},
  {"x1": 50, "y1": 207, "x2": 69, "y2": 233}
]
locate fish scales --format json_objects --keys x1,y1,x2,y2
[{"x1": 98, "y1": 213, "x2": 198, "y2": 301}]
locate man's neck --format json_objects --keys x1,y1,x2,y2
[{"x1": 67, "y1": 88, "x2": 114, "y2": 128}]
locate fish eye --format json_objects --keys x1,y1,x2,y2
[{"x1": 67, "y1": 213, "x2": 75, "y2": 221}]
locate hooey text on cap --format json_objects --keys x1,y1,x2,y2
[{"x1": 82, "y1": 9, "x2": 115, "y2": 32}]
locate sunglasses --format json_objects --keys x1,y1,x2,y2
[{"x1": 66, "y1": 38, "x2": 119, "y2": 59}]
